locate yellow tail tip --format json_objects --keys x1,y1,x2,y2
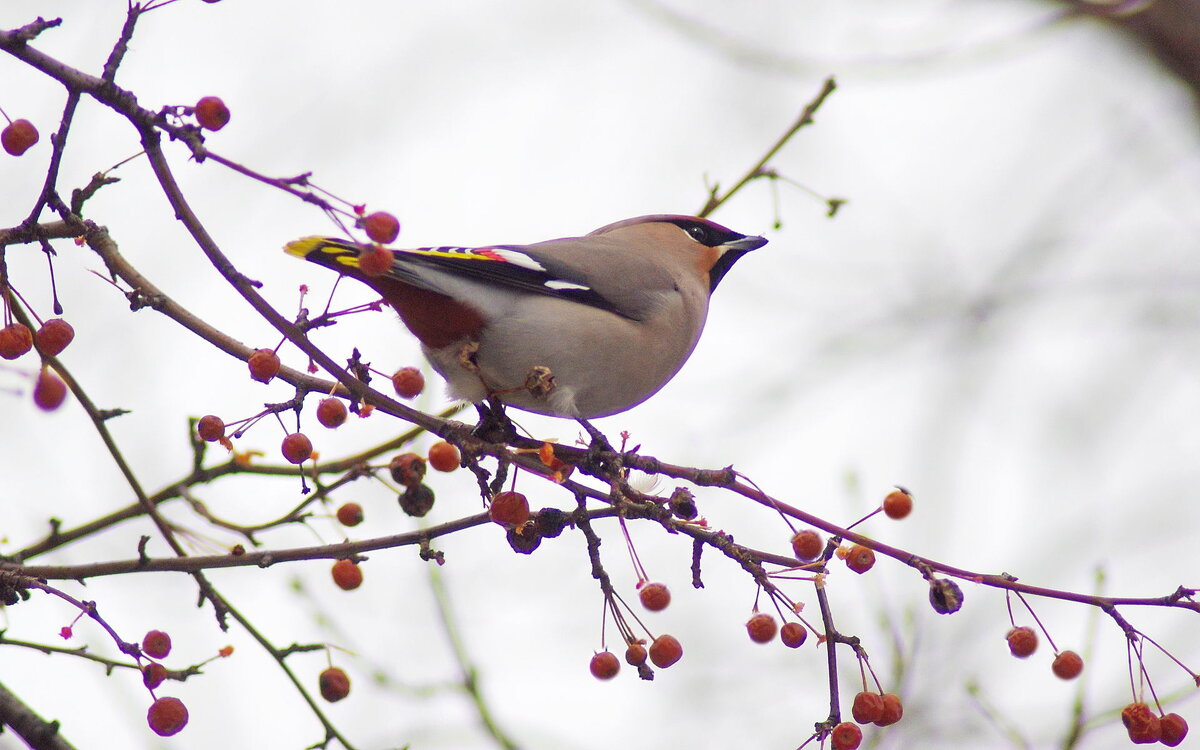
[{"x1": 283, "y1": 236, "x2": 328, "y2": 259}]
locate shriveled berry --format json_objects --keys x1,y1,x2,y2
[
  {"x1": 1051, "y1": 650, "x2": 1083, "y2": 680},
  {"x1": 780, "y1": 622, "x2": 807, "y2": 648},
  {"x1": 830, "y1": 721, "x2": 863, "y2": 750},
  {"x1": 34, "y1": 318, "x2": 74, "y2": 356},
  {"x1": 318, "y1": 666, "x2": 350, "y2": 702},
  {"x1": 391, "y1": 367, "x2": 424, "y2": 398},
  {"x1": 668, "y1": 486, "x2": 697, "y2": 519},
  {"x1": 362, "y1": 211, "x2": 401, "y2": 244},
  {"x1": 194, "y1": 96, "x2": 230, "y2": 131},
  {"x1": 791, "y1": 529, "x2": 823, "y2": 561},
  {"x1": 746, "y1": 613, "x2": 778, "y2": 644},
  {"x1": 336, "y1": 502, "x2": 363, "y2": 527},
  {"x1": 488, "y1": 491, "x2": 530, "y2": 526},
  {"x1": 281, "y1": 432, "x2": 313, "y2": 464},
  {"x1": 357, "y1": 244, "x2": 393, "y2": 277},
  {"x1": 197, "y1": 415, "x2": 224, "y2": 442},
  {"x1": 1006, "y1": 626, "x2": 1038, "y2": 658},
  {"x1": 648, "y1": 634, "x2": 682, "y2": 668},
  {"x1": 427, "y1": 440, "x2": 459, "y2": 472},
  {"x1": 142, "y1": 662, "x2": 168, "y2": 689},
  {"x1": 1122, "y1": 702, "x2": 1161, "y2": 744},
  {"x1": 33, "y1": 368, "x2": 67, "y2": 411},
  {"x1": 851, "y1": 691, "x2": 884, "y2": 724},
  {"x1": 928, "y1": 577, "x2": 963, "y2": 615},
  {"x1": 142, "y1": 630, "x2": 172, "y2": 659},
  {"x1": 874, "y1": 693, "x2": 904, "y2": 727},
  {"x1": 1160, "y1": 713, "x2": 1189, "y2": 747},
  {"x1": 589, "y1": 651, "x2": 620, "y2": 680},
  {"x1": 882, "y1": 487, "x2": 913, "y2": 519},
  {"x1": 331, "y1": 559, "x2": 363, "y2": 590},
  {"x1": 506, "y1": 521, "x2": 541, "y2": 554},
  {"x1": 247, "y1": 348, "x2": 280, "y2": 383},
  {"x1": 2, "y1": 119, "x2": 39, "y2": 156},
  {"x1": 638, "y1": 582, "x2": 671, "y2": 612},
  {"x1": 0, "y1": 323, "x2": 33, "y2": 359},
  {"x1": 398, "y1": 483, "x2": 435, "y2": 517},
  {"x1": 388, "y1": 452, "x2": 426, "y2": 487},
  {"x1": 146, "y1": 696, "x2": 188, "y2": 737},
  {"x1": 845, "y1": 544, "x2": 875, "y2": 574},
  {"x1": 316, "y1": 397, "x2": 348, "y2": 428},
  {"x1": 624, "y1": 642, "x2": 647, "y2": 666}
]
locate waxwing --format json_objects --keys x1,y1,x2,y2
[{"x1": 285, "y1": 215, "x2": 767, "y2": 419}]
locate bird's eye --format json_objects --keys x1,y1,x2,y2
[{"x1": 685, "y1": 224, "x2": 710, "y2": 244}]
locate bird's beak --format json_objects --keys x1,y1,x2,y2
[
  {"x1": 723, "y1": 234, "x2": 768, "y2": 252},
  {"x1": 709, "y1": 234, "x2": 768, "y2": 291}
]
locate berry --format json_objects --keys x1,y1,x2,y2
[
  {"x1": 1121, "y1": 702, "x2": 1162, "y2": 744},
  {"x1": 34, "y1": 318, "x2": 74, "y2": 356},
  {"x1": 357, "y1": 244, "x2": 393, "y2": 277},
  {"x1": 146, "y1": 696, "x2": 188, "y2": 737},
  {"x1": 589, "y1": 651, "x2": 620, "y2": 680},
  {"x1": 882, "y1": 487, "x2": 913, "y2": 519},
  {"x1": 488, "y1": 491, "x2": 530, "y2": 526},
  {"x1": 851, "y1": 691, "x2": 884, "y2": 724},
  {"x1": 874, "y1": 693, "x2": 904, "y2": 727},
  {"x1": 398, "y1": 483, "x2": 435, "y2": 517},
  {"x1": 391, "y1": 366, "x2": 424, "y2": 398},
  {"x1": 1006, "y1": 626, "x2": 1038, "y2": 658},
  {"x1": 830, "y1": 721, "x2": 863, "y2": 750},
  {"x1": 389, "y1": 453, "x2": 426, "y2": 487},
  {"x1": 790, "y1": 529, "x2": 823, "y2": 561},
  {"x1": 506, "y1": 521, "x2": 541, "y2": 554},
  {"x1": 746, "y1": 613, "x2": 778, "y2": 644},
  {"x1": 362, "y1": 211, "x2": 401, "y2": 244},
  {"x1": 780, "y1": 622, "x2": 807, "y2": 648},
  {"x1": 1051, "y1": 650, "x2": 1083, "y2": 680},
  {"x1": 844, "y1": 544, "x2": 875, "y2": 574},
  {"x1": 197, "y1": 415, "x2": 225, "y2": 442},
  {"x1": 624, "y1": 642, "x2": 647, "y2": 666},
  {"x1": 331, "y1": 559, "x2": 363, "y2": 590},
  {"x1": 316, "y1": 397, "x2": 348, "y2": 428},
  {"x1": 247, "y1": 348, "x2": 280, "y2": 383},
  {"x1": 1160, "y1": 713, "x2": 1189, "y2": 747},
  {"x1": 33, "y1": 368, "x2": 67, "y2": 411},
  {"x1": 0, "y1": 323, "x2": 33, "y2": 359},
  {"x1": 336, "y1": 502, "x2": 363, "y2": 527},
  {"x1": 281, "y1": 432, "x2": 313, "y2": 464},
  {"x1": 142, "y1": 630, "x2": 172, "y2": 659},
  {"x1": 142, "y1": 663, "x2": 168, "y2": 689},
  {"x1": 648, "y1": 634, "x2": 683, "y2": 668},
  {"x1": 638, "y1": 582, "x2": 671, "y2": 612},
  {"x1": 928, "y1": 577, "x2": 964, "y2": 615},
  {"x1": 194, "y1": 96, "x2": 230, "y2": 131},
  {"x1": 427, "y1": 440, "x2": 459, "y2": 472},
  {"x1": 318, "y1": 666, "x2": 351, "y2": 702},
  {"x1": 2, "y1": 119, "x2": 39, "y2": 156}
]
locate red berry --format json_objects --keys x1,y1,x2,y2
[
  {"x1": 247, "y1": 348, "x2": 280, "y2": 383},
  {"x1": 874, "y1": 693, "x2": 904, "y2": 726},
  {"x1": 488, "y1": 491, "x2": 530, "y2": 526},
  {"x1": 146, "y1": 696, "x2": 188, "y2": 737},
  {"x1": 331, "y1": 559, "x2": 363, "y2": 590},
  {"x1": 844, "y1": 544, "x2": 875, "y2": 574},
  {"x1": 318, "y1": 666, "x2": 351, "y2": 702},
  {"x1": 34, "y1": 318, "x2": 74, "y2": 356},
  {"x1": 648, "y1": 634, "x2": 683, "y2": 668},
  {"x1": 882, "y1": 487, "x2": 913, "y2": 519},
  {"x1": 336, "y1": 502, "x2": 363, "y2": 527},
  {"x1": 362, "y1": 212, "x2": 401, "y2": 244},
  {"x1": 194, "y1": 96, "x2": 230, "y2": 131},
  {"x1": 388, "y1": 452, "x2": 426, "y2": 487},
  {"x1": 790, "y1": 529, "x2": 823, "y2": 561},
  {"x1": 142, "y1": 630, "x2": 172, "y2": 659},
  {"x1": 746, "y1": 613, "x2": 778, "y2": 644},
  {"x1": 1122, "y1": 702, "x2": 1162, "y2": 744},
  {"x1": 357, "y1": 244, "x2": 394, "y2": 277},
  {"x1": 392, "y1": 366, "x2": 425, "y2": 398},
  {"x1": 1051, "y1": 650, "x2": 1083, "y2": 680},
  {"x1": 1160, "y1": 713, "x2": 1189, "y2": 747},
  {"x1": 2, "y1": 119, "x2": 39, "y2": 156},
  {"x1": 624, "y1": 642, "x2": 647, "y2": 666},
  {"x1": 427, "y1": 440, "x2": 459, "y2": 472},
  {"x1": 0, "y1": 323, "x2": 33, "y2": 359},
  {"x1": 197, "y1": 415, "x2": 225, "y2": 442},
  {"x1": 851, "y1": 691, "x2": 884, "y2": 724},
  {"x1": 638, "y1": 582, "x2": 671, "y2": 612},
  {"x1": 316, "y1": 397, "x2": 348, "y2": 428},
  {"x1": 281, "y1": 432, "x2": 313, "y2": 464},
  {"x1": 780, "y1": 622, "x2": 807, "y2": 648},
  {"x1": 589, "y1": 651, "x2": 620, "y2": 680},
  {"x1": 1006, "y1": 626, "x2": 1038, "y2": 658},
  {"x1": 142, "y1": 663, "x2": 168, "y2": 689},
  {"x1": 33, "y1": 368, "x2": 67, "y2": 411},
  {"x1": 830, "y1": 721, "x2": 863, "y2": 750}
]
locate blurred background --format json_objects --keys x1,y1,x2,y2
[{"x1": 1, "y1": 1, "x2": 1198, "y2": 748}]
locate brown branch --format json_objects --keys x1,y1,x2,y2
[{"x1": 0, "y1": 681, "x2": 75, "y2": 750}]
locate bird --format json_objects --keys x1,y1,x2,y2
[{"x1": 285, "y1": 214, "x2": 767, "y2": 421}]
